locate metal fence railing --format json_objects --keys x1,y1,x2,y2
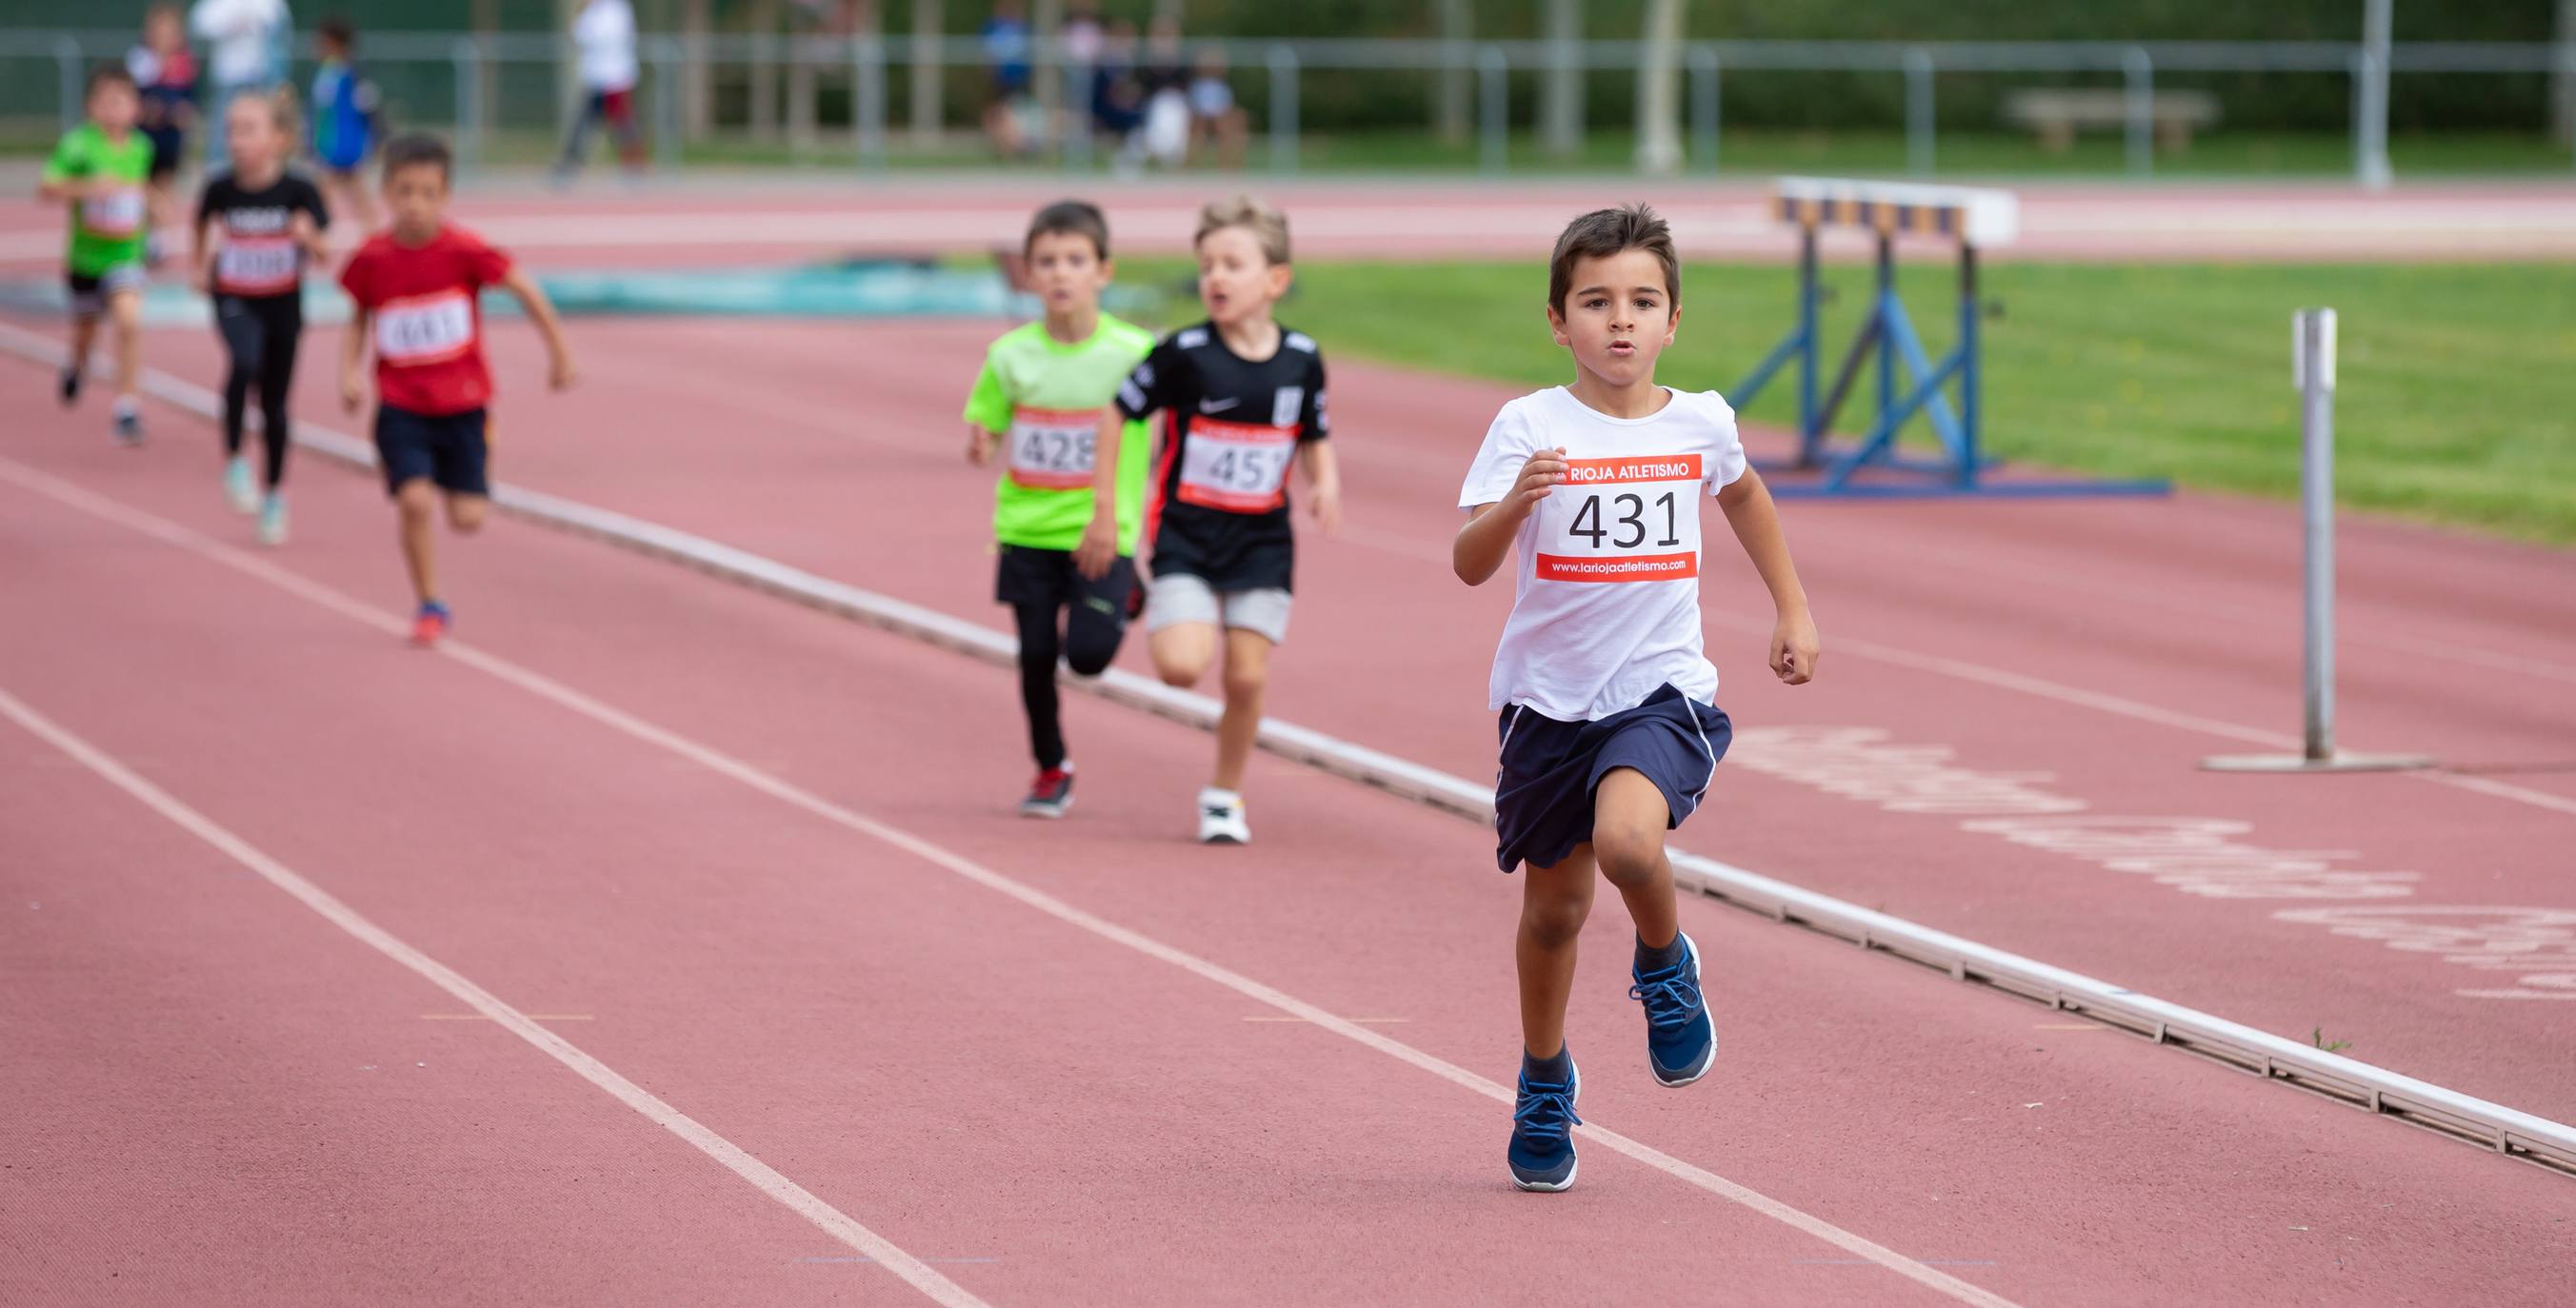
[{"x1": 6, "y1": 30, "x2": 2572, "y2": 182}]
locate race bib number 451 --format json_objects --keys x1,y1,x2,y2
[
  {"x1": 1006, "y1": 406, "x2": 1101, "y2": 490},
  {"x1": 1533, "y1": 453, "x2": 1704, "y2": 583},
  {"x1": 1177, "y1": 418, "x2": 1297, "y2": 513},
  {"x1": 374, "y1": 290, "x2": 477, "y2": 367}
]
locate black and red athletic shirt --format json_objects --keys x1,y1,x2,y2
[
  {"x1": 195, "y1": 170, "x2": 328, "y2": 301},
  {"x1": 1114, "y1": 321, "x2": 1329, "y2": 592}
]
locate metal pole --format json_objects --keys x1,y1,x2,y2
[
  {"x1": 1687, "y1": 46, "x2": 1721, "y2": 174},
  {"x1": 1959, "y1": 243, "x2": 1981, "y2": 488},
  {"x1": 450, "y1": 38, "x2": 483, "y2": 176},
  {"x1": 1267, "y1": 45, "x2": 1299, "y2": 176},
  {"x1": 1477, "y1": 46, "x2": 1508, "y2": 175},
  {"x1": 1875, "y1": 230, "x2": 1895, "y2": 435},
  {"x1": 56, "y1": 35, "x2": 82, "y2": 133},
  {"x1": 2295, "y1": 308, "x2": 2339, "y2": 761},
  {"x1": 854, "y1": 35, "x2": 887, "y2": 173},
  {"x1": 1905, "y1": 46, "x2": 1935, "y2": 177},
  {"x1": 2122, "y1": 46, "x2": 2154, "y2": 179},
  {"x1": 1797, "y1": 223, "x2": 1818, "y2": 455},
  {"x1": 2358, "y1": 0, "x2": 2393, "y2": 189}
]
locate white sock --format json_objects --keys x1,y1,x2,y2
[
  {"x1": 1200, "y1": 786, "x2": 1241, "y2": 807},
  {"x1": 113, "y1": 396, "x2": 138, "y2": 418}
]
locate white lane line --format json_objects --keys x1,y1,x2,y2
[
  {"x1": 0, "y1": 678, "x2": 987, "y2": 1308},
  {"x1": 0, "y1": 456, "x2": 2022, "y2": 1308}
]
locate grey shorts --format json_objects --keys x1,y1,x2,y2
[
  {"x1": 67, "y1": 265, "x2": 147, "y2": 320},
  {"x1": 1146, "y1": 572, "x2": 1292, "y2": 644}
]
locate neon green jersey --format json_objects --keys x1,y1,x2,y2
[
  {"x1": 43, "y1": 124, "x2": 153, "y2": 277},
  {"x1": 962, "y1": 315, "x2": 1157, "y2": 554}
]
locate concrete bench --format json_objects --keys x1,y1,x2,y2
[{"x1": 2003, "y1": 88, "x2": 2221, "y2": 152}]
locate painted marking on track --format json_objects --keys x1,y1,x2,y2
[
  {"x1": 2034, "y1": 1023, "x2": 2107, "y2": 1031},
  {"x1": 0, "y1": 455, "x2": 2024, "y2": 1308},
  {"x1": 1242, "y1": 1015, "x2": 1409, "y2": 1023},
  {"x1": 423, "y1": 1013, "x2": 595, "y2": 1021}
]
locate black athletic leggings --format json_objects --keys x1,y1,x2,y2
[
  {"x1": 213, "y1": 293, "x2": 303, "y2": 489},
  {"x1": 1013, "y1": 597, "x2": 1125, "y2": 773}
]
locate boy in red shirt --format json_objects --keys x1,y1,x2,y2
[{"x1": 339, "y1": 133, "x2": 576, "y2": 645}]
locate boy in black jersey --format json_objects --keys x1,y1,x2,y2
[
  {"x1": 1089, "y1": 194, "x2": 1340, "y2": 844},
  {"x1": 192, "y1": 91, "x2": 328, "y2": 545}
]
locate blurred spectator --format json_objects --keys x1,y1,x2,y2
[
  {"x1": 190, "y1": 0, "x2": 290, "y2": 172},
  {"x1": 310, "y1": 14, "x2": 382, "y2": 230},
  {"x1": 129, "y1": 5, "x2": 198, "y2": 259},
  {"x1": 982, "y1": 0, "x2": 1038, "y2": 158},
  {"x1": 1188, "y1": 47, "x2": 1247, "y2": 170},
  {"x1": 554, "y1": 0, "x2": 647, "y2": 183},
  {"x1": 1061, "y1": 1, "x2": 1104, "y2": 68},
  {"x1": 1089, "y1": 19, "x2": 1145, "y2": 153},
  {"x1": 1131, "y1": 15, "x2": 1190, "y2": 170}
]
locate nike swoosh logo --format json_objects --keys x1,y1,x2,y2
[{"x1": 1198, "y1": 398, "x2": 1241, "y2": 413}]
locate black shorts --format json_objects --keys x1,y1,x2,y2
[
  {"x1": 66, "y1": 266, "x2": 147, "y2": 319},
  {"x1": 995, "y1": 543, "x2": 1139, "y2": 616},
  {"x1": 1491, "y1": 684, "x2": 1733, "y2": 874},
  {"x1": 375, "y1": 405, "x2": 489, "y2": 497},
  {"x1": 145, "y1": 128, "x2": 186, "y2": 180}
]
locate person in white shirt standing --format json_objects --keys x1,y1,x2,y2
[
  {"x1": 553, "y1": 0, "x2": 646, "y2": 183},
  {"x1": 190, "y1": 0, "x2": 290, "y2": 173},
  {"x1": 1453, "y1": 203, "x2": 1820, "y2": 1194}
]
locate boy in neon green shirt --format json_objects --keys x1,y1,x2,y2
[
  {"x1": 39, "y1": 65, "x2": 156, "y2": 444},
  {"x1": 962, "y1": 200, "x2": 1155, "y2": 818}
]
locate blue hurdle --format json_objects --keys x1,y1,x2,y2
[{"x1": 1730, "y1": 177, "x2": 2170, "y2": 499}]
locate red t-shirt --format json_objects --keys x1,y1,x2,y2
[{"x1": 339, "y1": 225, "x2": 513, "y2": 417}]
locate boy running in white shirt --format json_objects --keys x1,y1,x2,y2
[{"x1": 1453, "y1": 204, "x2": 1820, "y2": 1192}]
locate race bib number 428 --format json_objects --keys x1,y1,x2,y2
[
  {"x1": 1006, "y1": 406, "x2": 1101, "y2": 490},
  {"x1": 1177, "y1": 418, "x2": 1297, "y2": 513},
  {"x1": 1532, "y1": 453, "x2": 1704, "y2": 583},
  {"x1": 374, "y1": 290, "x2": 477, "y2": 366}
]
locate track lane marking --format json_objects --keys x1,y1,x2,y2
[
  {"x1": 0, "y1": 452, "x2": 2023, "y2": 1308},
  {"x1": 0, "y1": 678, "x2": 988, "y2": 1308}
]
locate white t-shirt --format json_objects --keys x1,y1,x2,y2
[
  {"x1": 574, "y1": 0, "x2": 640, "y2": 92},
  {"x1": 1457, "y1": 386, "x2": 1748, "y2": 722},
  {"x1": 190, "y1": 0, "x2": 288, "y2": 86}
]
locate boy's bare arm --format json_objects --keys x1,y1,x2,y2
[
  {"x1": 339, "y1": 307, "x2": 373, "y2": 412},
  {"x1": 37, "y1": 176, "x2": 92, "y2": 205},
  {"x1": 500, "y1": 266, "x2": 579, "y2": 389},
  {"x1": 1453, "y1": 446, "x2": 1568, "y2": 585},
  {"x1": 1716, "y1": 469, "x2": 1821, "y2": 684},
  {"x1": 190, "y1": 210, "x2": 214, "y2": 292},
  {"x1": 1298, "y1": 439, "x2": 1341, "y2": 536},
  {"x1": 1072, "y1": 408, "x2": 1125, "y2": 579}
]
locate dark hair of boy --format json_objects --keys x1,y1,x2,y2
[
  {"x1": 381, "y1": 132, "x2": 452, "y2": 183},
  {"x1": 88, "y1": 64, "x2": 138, "y2": 95},
  {"x1": 318, "y1": 16, "x2": 356, "y2": 50},
  {"x1": 1025, "y1": 199, "x2": 1110, "y2": 261},
  {"x1": 1547, "y1": 203, "x2": 1680, "y2": 316}
]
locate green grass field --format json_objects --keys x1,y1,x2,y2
[{"x1": 1125, "y1": 257, "x2": 2576, "y2": 545}]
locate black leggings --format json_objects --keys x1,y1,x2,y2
[
  {"x1": 213, "y1": 293, "x2": 303, "y2": 489},
  {"x1": 1012, "y1": 596, "x2": 1126, "y2": 773}
]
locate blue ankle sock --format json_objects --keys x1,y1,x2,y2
[
  {"x1": 1523, "y1": 1044, "x2": 1573, "y2": 1085},
  {"x1": 1636, "y1": 932, "x2": 1686, "y2": 974}
]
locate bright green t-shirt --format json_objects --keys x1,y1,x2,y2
[
  {"x1": 962, "y1": 315, "x2": 1157, "y2": 554},
  {"x1": 43, "y1": 124, "x2": 153, "y2": 277}
]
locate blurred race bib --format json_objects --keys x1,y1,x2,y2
[{"x1": 375, "y1": 290, "x2": 476, "y2": 366}]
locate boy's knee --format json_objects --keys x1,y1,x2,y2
[
  {"x1": 1591, "y1": 822, "x2": 1667, "y2": 888},
  {"x1": 447, "y1": 498, "x2": 489, "y2": 533},
  {"x1": 1220, "y1": 661, "x2": 1267, "y2": 704},
  {"x1": 394, "y1": 482, "x2": 438, "y2": 522},
  {"x1": 1521, "y1": 890, "x2": 1591, "y2": 949}
]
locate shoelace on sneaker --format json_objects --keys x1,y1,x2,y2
[
  {"x1": 1513, "y1": 1078, "x2": 1581, "y2": 1143},
  {"x1": 1628, "y1": 964, "x2": 1704, "y2": 1032}
]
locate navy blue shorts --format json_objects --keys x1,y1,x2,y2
[
  {"x1": 375, "y1": 405, "x2": 489, "y2": 498},
  {"x1": 1492, "y1": 684, "x2": 1733, "y2": 873}
]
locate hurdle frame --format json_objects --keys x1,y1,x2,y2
[{"x1": 1732, "y1": 177, "x2": 2170, "y2": 500}]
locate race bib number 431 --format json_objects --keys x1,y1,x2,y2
[
  {"x1": 374, "y1": 290, "x2": 477, "y2": 366},
  {"x1": 1177, "y1": 418, "x2": 1297, "y2": 513},
  {"x1": 1533, "y1": 453, "x2": 1704, "y2": 583},
  {"x1": 1006, "y1": 406, "x2": 1101, "y2": 490}
]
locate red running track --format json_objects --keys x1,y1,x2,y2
[
  {"x1": 112, "y1": 312, "x2": 2576, "y2": 1130},
  {"x1": 8, "y1": 347, "x2": 2576, "y2": 1306}
]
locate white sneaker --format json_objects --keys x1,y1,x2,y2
[
  {"x1": 256, "y1": 493, "x2": 289, "y2": 546},
  {"x1": 226, "y1": 456, "x2": 258, "y2": 513},
  {"x1": 1197, "y1": 787, "x2": 1249, "y2": 845}
]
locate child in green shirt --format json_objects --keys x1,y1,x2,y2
[
  {"x1": 39, "y1": 66, "x2": 157, "y2": 444},
  {"x1": 961, "y1": 200, "x2": 1156, "y2": 819}
]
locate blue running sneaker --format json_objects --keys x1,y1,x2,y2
[
  {"x1": 1631, "y1": 932, "x2": 1717, "y2": 1087},
  {"x1": 1507, "y1": 1059, "x2": 1581, "y2": 1192}
]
